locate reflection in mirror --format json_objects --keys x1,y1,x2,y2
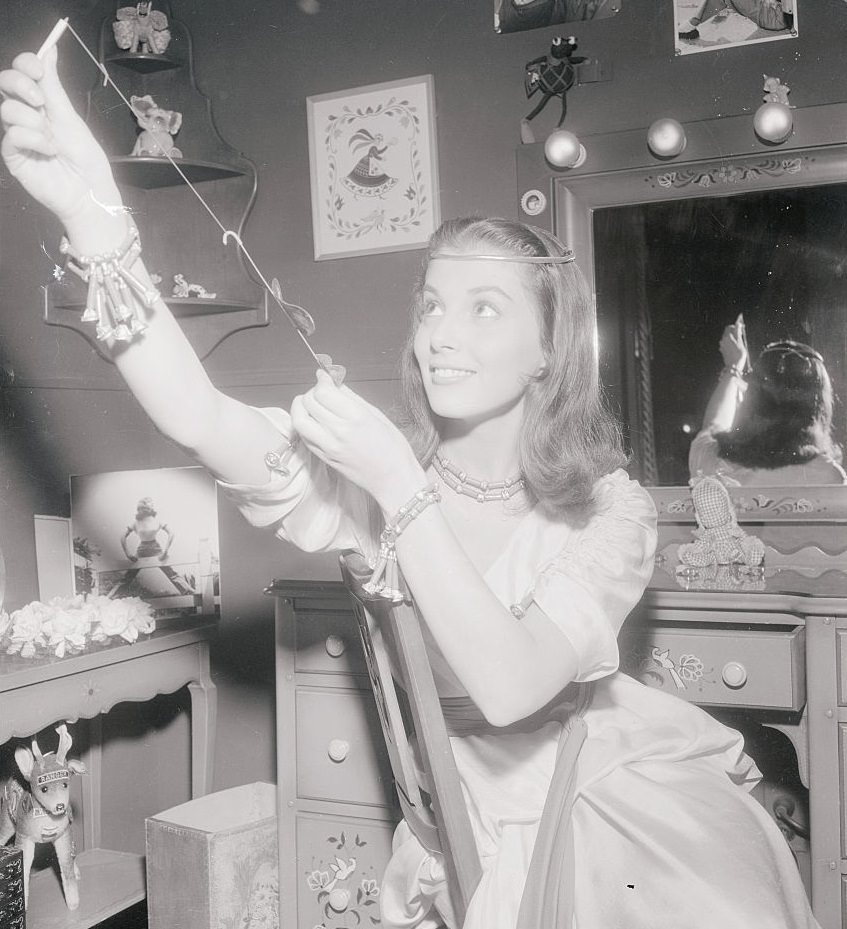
[
  {"x1": 593, "y1": 185, "x2": 847, "y2": 486},
  {"x1": 495, "y1": 0, "x2": 621, "y2": 33}
]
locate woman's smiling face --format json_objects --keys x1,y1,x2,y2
[{"x1": 413, "y1": 254, "x2": 546, "y2": 426}]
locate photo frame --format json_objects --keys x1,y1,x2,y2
[
  {"x1": 70, "y1": 466, "x2": 221, "y2": 620},
  {"x1": 495, "y1": 0, "x2": 622, "y2": 34},
  {"x1": 307, "y1": 75, "x2": 440, "y2": 260},
  {"x1": 674, "y1": 0, "x2": 796, "y2": 55}
]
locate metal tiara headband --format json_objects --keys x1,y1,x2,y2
[
  {"x1": 760, "y1": 341, "x2": 823, "y2": 364},
  {"x1": 429, "y1": 250, "x2": 576, "y2": 264}
]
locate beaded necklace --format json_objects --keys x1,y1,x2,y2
[{"x1": 433, "y1": 453, "x2": 525, "y2": 503}]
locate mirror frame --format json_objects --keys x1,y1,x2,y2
[{"x1": 516, "y1": 102, "x2": 847, "y2": 485}]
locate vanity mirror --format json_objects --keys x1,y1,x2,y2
[{"x1": 516, "y1": 103, "x2": 847, "y2": 486}]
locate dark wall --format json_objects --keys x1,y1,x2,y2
[{"x1": 1, "y1": 0, "x2": 846, "y2": 845}]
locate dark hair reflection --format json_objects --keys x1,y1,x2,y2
[{"x1": 716, "y1": 340, "x2": 840, "y2": 468}]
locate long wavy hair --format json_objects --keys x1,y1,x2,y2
[
  {"x1": 716, "y1": 340, "x2": 839, "y2": 468},
  {"x1": 398, "y1": 216, "x2": 625, "y2": 524}
]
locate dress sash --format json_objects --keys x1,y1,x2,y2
[{"x1": 438, "y1": 683, "x2": 592, "y2": 929}]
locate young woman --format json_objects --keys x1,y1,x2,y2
[
  {"x1": 690, "y1": 317, "x2": 846, "y2": 486},
  {"x1": 0, "y1": 48, "x2": 821, "y2": 929}
]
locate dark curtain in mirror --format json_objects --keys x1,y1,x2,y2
[{"x1": 594, "y1": 184, "x2": 847, "y2": 485}]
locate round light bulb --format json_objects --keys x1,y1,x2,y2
[
  {"x1": 753, "y1": 102, "x2": 793, "y2": 144},
  {"x1": 544, "y1": 129, "x2": 585, "y2": 169},
  {"x1": 647, "y1": 118, "x2": 687, "y2": 158}
]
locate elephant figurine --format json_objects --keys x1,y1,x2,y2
[
  {"x1": 113, "y1": 2, "x2": 172, "y2": 55},
  {"x1": 130, "y1": 95, "x2": 183, "y2": 158}
]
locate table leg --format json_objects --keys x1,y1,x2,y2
[
  {"x1": 81, "y1": 715, "x2": 102, "y2": 850},
  {"x1": 187, "y1": 646, "x2": 217, "y2": 798}
]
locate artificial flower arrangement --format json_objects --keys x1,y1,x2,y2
[{"x1": 0, "y1": 594, "x2": 155, "y2": 659}]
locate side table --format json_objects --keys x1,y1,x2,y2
[{"x1": 0, "y1": 617, "x2": 217, "y2": 929}]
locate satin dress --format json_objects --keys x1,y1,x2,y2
[
  {"x1": 689, "y1": 429, "x2": 847, "y2": 486},
  {"x1": 222, "y1": 407, "x2": 821, "y2": 929}
]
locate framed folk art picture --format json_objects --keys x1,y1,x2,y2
[{"x1": 307, "y1": 74, "x2": 440, "y2": 259}]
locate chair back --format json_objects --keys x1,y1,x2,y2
[{"x1": 339, "y1": 551, "x2": 483, "y2": 923}]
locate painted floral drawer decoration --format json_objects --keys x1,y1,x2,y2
[{"x1": 306, "y1": 829, "x2": 383, "y2": 928}]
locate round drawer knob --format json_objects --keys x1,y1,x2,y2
[
  {"x1": 325, "y1": 634, "x2": 346, "y2": 658},
  {"x1": 721, "y1": 661, "x2": 748, "y2": 689},
  {"x1": 328, "y1": 888, "x2": 350, "y2": 912},
  {"x1": 327, "y1": 738, "x2": 350, "y2": 763}
]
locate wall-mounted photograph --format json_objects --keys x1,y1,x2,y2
[
  {"x1": 307, "y1": 75, "x2": 440, "y2": 260},
  {"x1": 495, "y1": 0, "x2": 621, "y2": 34},
  {"x1": 70, "y1": 466, "x2": 221, "y2": 621},
  {"x1": 675, "y1": 0, "x2": 796, "y2": 54}
]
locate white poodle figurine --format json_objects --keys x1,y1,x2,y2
[{"x1": 172, "y1": 274, "x2": 216, "y2": 299}]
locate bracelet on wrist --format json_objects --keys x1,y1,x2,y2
[
  {"x1": 720, "y1": 364, "x2": 745, "y2": 380},
  {"x1": 60, "y1": 220, "x2": 158, "y2": 343},
  {"x1": 265, "y1": 435, "x2": 299, "y2": 477},
  {"x1": 362, "y1": 482, "x2": 441, "y2": 603}
]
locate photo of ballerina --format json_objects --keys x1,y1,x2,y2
[{"x1": 70, "y1": 466, "x2": 221, "y2": 620}]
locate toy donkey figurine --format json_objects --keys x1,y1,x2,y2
[{"x1": 0, "y1": 725, "x2": 86, "y2": 909}]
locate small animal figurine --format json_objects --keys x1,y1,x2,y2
[
  {"x1": 0, "y1": 725, "x2": 87, "y2": 910},
  {"x1": 113, "y1": 1, "x2": 172, "y2": 55},
  {"x1": 521, "y1": 35, "x2": 586, "y2": 144},
  {"x1": 762, "y1": 75, "x2": 791, "y2": 106},
  {"x1": 677, "y1": 476, "x2": 765, "y2": 568},
  {"x1": 172, "y1": 274, "x2": 217, "y2": 299},
  {"x1": 130, "y1": 95, "x2": 183, "y2": 158}
]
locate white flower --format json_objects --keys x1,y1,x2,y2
[
  {"x1": 125, "y1": 597, "x2": 155, "y2": 634},
  {"x1": 95, "y1": 597, "x2": 141, "y2": 642},
  {"x1": 2, "y1": 592, "x2": 155, "y2": 658},
  {"x1": 9, "y1": 601, "x2": 49, "y2": 647},
  {"x1": 43, "y1": 604, "x2": 91, "y2": 657}
]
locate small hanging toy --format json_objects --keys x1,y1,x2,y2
[{"x1": 521, "y1": 35, "x2": 586, "y2": 144}]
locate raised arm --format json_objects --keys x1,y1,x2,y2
[
  {"x1": 0, "y1": 48, "x2": 280, "y2": 485},
  {"x1": 698, "y1": 315, "x2": 749, "y2": 435}
]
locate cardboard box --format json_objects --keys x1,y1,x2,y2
[
  {"x1": 0, "y1": 844, "x2": 26, "y2": 929},
  {"x1": 146, "y1": 782, "x2": 278, "y2": 929}
]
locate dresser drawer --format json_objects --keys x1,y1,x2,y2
[
  {"x1": 296, "y1": 687, "x2": 395, "y2": 807},
  {"x1": 295, "y1": 610, "x2": 367, "y2": 677},
  {"x1": 295, "y1": 813, "x2": 395, "y2": 929},
  {"x1": 620, "y1": 624, "x2": 805, "y2": 710}
]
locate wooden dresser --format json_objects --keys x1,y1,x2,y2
[
  {"x1": 269, "y1": 485, "x2": 847, "y2": 928},
  {"x1": 270, "y1": 581, "x2": 399, "y2": 929}
]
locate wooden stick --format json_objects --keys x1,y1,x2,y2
[{"x1": 37, "y1": 18, "x2": 70, "y2": 59}]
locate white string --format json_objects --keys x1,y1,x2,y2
[{"x1": 60, "y1": 20, "x2": 329, "y2": 373}]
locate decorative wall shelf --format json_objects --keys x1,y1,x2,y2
[
  {"x1": 106, "y1": 51, "x2": 180, "y2": 73},
  {"x1": 110, "y1": 156, "x2": 246, "y2": 188},
  {"x1": 43, "y1": 0, "x2": 268, "y2": 364},
  {"x1": 46, "y1": 293, "x2": 270, "y2": 362}
]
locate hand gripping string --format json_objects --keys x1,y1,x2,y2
[{"x1": 44, "y1": 19, "x2": 343, "y2": 384}]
